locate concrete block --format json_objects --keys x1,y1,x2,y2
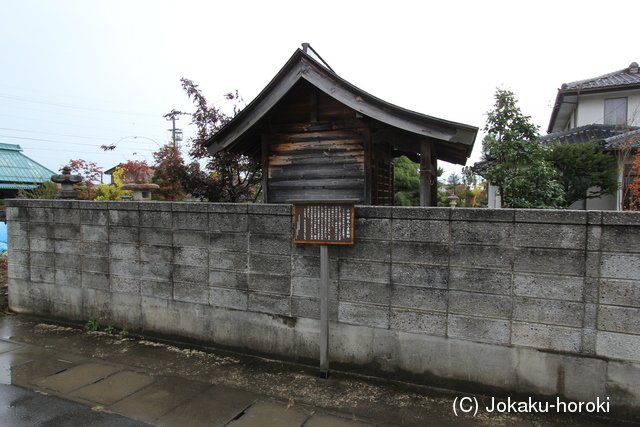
[
  {"x1": 173, "y1": 246, "x2": 208, "y2": 267},
  {"x1": 389, "y1": 309, "x2": 446, "y2": 335},
  {"x1": 338, "y1": 302, "x2": 389, "y2": 328},
  {"x1": 291, "y1": 255, "x2": 338, "y2": 279},
  {"x1": 6, "y1": 206, "x2": 29, "y2": 221},
  {"x1": 139, "y1": 210, "x2": 173, "y2": 227},
  {"x1": 209, "y1": 251, "x2": 247, "y2": 271},
  {"x1": 139, "y1": 261, "x2": 172, "y2": 283},
  {"x1": 173, "y1": 282, "x2": 209, "y2": 305},
  {"x1": 392, "y1": 219, "x2": 449, "y2": 243},
  {"x1": 137, "y1": 201, "x2": 172, "y2": 211},
  {"x1": 30, "y1": 266, "x2": 55, "y2": 283},
  {"x1": 248, "y1": 214, "x2": 290, "y2": 234},
  {"x1": 139, "y1": 245, "x2": 173, "y2": 264},
  {"x1": 514, "y1": 223, "x2": 586, "y2": 249},
  {"x1": 513, "y1": 273, "x2": 584, "y2": 301},
  {"x1": 249, "y1": 233, "x2": 291, "y2": 255},
  {"x1": 450, "y1": 291, "x2": 511, "y2": 319},
  {"x1": 29, "y1": 208, "x2": 53, "y2": 223},
  {"x1": 586, "y1": 225, "x2": 602, "y2": 251},
  {"x1": 81, "y1": 225, "x2": 108, "y2": 242},
  {"x1": 80, "y1": 242, "x2": 108, "y2": 258},
  {"x1": 248, "y1": 203, "x2": 290, "y2": 216},
  {"x1": 391, "y1": 206, "x2": 449, "y2": 220},
  {"x1": 109, "y1": 243, "x2": 139, "y2": 260},
  {"x1": 210, "y1": 213, "x2": 248, "y2": 232},
  {"x1": 209, "y1": 269, "x2": 247, "y2": 290},
  {"x1": 514, "y1": 248, "x2": 585, "y2": 276},
  {"x1": 597, "y1": 332, "x2": 640, "y2": 361},
  {"x1": 598, "y1": 305, "x2": 640, "y2": 334},
  {"x1": 111, "y1": 275, "x2": 141, "y2": 294},
  {"x1": 210, "y1": 233, "x2": 247, "y2": 253},
  {"x1": 249, "y1": 253, "x2": 291, "y2": 275},
  {"x1": 450, "y1": 208, "x2": 514, "y2": 222},
  {"x1": 248, "y1": 292, "x2": 290, "y2": 316},
  {"x1": 355, "y1": 205, "x2": 392, "y2": 219},
  {"x1": 28, "y1": 237, "x2": 52, "y2": 252},
  {"x1": 584, "y1": 303, "x2": 597, "y2": 328},
  {"x1": 107, "y1": 201, "x2": 139, "y2": 210},
  {"x1": 139, "y1": 228, "x2": 172, "y2": 245},
  {"x1": 209, "y1": 203, "x2": 248, "y2": 214},
  {"x1": 28, "y1": 223, "x2": 53, "y2": 238},
  {"x1": 354, "y1": 218, "x2": 391, "y2": 240},
  {"x1": 390, "y1": 285, "x2": 446, "y2": 312},
  {"x1": 450, "y1": 245, "x2": 513, "y2": 269},
  {"x1": 248, "y1": 273, "x2": 290, "y2": 294},
  {"x1": 54, "y1": 240, "x2": 82, "y2": 256},
  {"x1": 82, "y1": 272, "x2": 110, "y2": 290},
  {"x1": 585, "y1": 251, "x2": 601, "y2": 278},
  {"x1": 8, "y1": 264, "x2": 30, "y2": 281},
  {"x1": 515, "y1": 209, "x2": 587, "y2": 224},
  {"x1": 8, "y1": 250, "x2": 29, "y2": 267},
  {"x1": 451, "y1": 221, "x2": 513, "y2": 245},
  {"x1": 391, "y1": 242, "x2": 448, "y2": 266},
  {"x1": 54, "y1": 268, "x2": 82, "y2": 287},
  {"x1": 53, "y1": 207, "x2": 79, "y2": 224},
  {"x1": 391, "y1": 264, "x2": 448, "y2": 288},
  {"x1": 291, "y1": 276, "x2": 337, "y2": 299},
  {"x1": 448, "y1": 315, "x2": 510, "y2": 344},
  {"x1": 81, "y1": 256, "x2": 109, "y2": 274},
  {"x1": 600, "y1": 226, "x2": 640, "y2": 253},
  {"x1": 512, "y1": 322, "x2": 581, "y2": 353},
  {"x1": 600, "y1": 253, "x2": 640, "y2": 280},
  {"x1": 582, "y1": 328, "x2": 597, "y2": 355},
  {"x1": 513, "y1": 297, "x2": 584, "y2": 327},
  {"x1": 78, "y1": 200, "x2": 110, "y2": 210},
  {"x1": 602, "y1": 211, "x2": 640, "y2": 226},
  {"x1": 173, "y1": 211, "x2": 208, "y2": 230},
  {"x1": 449, "y1": 268, "x2": 511, "y2": 295},
  {"x1": 173, "y1": 265, "x2": 208, "y2": 284},
  {"x1": 109, "y1": 226, "x2": 139, "y2": 244},
  {"x1": 172, "y1": 202, "x2": 208, "y2": 213},
  {"x1": 209, "y1": 287, "x2": 248, "y2": 310},
  {"x1": 79, "y1": 208, "x2": 108, "y2": 226},
  {"x1": 340, "y1": 280, "x2": 390, "y2": 305},
  {"x1": 339, "y1": 239, "x2": 391, "y2": 262},
  {"x1": 584, "y1": 277, "x2": 599, "y2": 303},
  {"x1": 109, "y1": 209, "x2": 140, "y2": 227},
  {"x1": 54, "y1": 253, "x2": 81, "y2": 270},
  {"x1": 173, "y1": 230, "x2": 209, "y2": 248},
  {"x1": 30, "y1": 251, "x2": 54, "y2": 268},
  {"x1": 599, "y1": 278, "x2": 640, "y2": 308},
  {"x1": 340, "y1": 259, "x2": 390, "y2": 284},
  {"x1": 141, "y1": 279, "x2": 173, "y2": 299},
  {"x1": 514, "y1": 348, "x2": 562, "y2": 395},
  {"x1": 607, "y1": 360, "x2": 640, "y2": 408}
]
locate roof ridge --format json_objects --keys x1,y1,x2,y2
[{"x1": 562, "y1": 67, "x2": 628, "y2": 89}]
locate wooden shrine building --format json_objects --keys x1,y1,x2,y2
[{"x1": 205, "y1": 44, "x2": 478, "y2": 206}]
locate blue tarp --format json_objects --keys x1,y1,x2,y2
[{"x1": 0, "y1": 222, "x2": 6, "y2": 252}]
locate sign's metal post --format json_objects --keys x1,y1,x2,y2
[
  {"x1": 319, "y1": 244, "x2": 329, "y2": 379},
  {"x1": 288, "y1": 199, "x2": 355, "y2": 380}
]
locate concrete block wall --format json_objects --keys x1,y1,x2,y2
[{"x1": 6, "y1": 200, "x2": 640, "y2": 413}]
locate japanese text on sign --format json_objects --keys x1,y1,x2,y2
[{"x1": 293, "y1": 203, "x2": 354, "y2": 244}]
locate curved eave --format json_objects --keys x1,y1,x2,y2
[{"x1": 205, "y1": 49, "x2": 478, "y2": 164}]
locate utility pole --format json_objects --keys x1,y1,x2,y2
[{"x1": 167, "y1": 115, "x2": 183, "y2": 149}]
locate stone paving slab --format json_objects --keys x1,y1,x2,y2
[
  {"x1": 304, "y1": 412, "x2": 376, "y2": 427},
  {"x1": 71, "y1": 370, "x2": 157, "y2": 405},
  {"x1": 33, "y1": 362, "x2": 122, "y2": 394},
  {"x1": 226, "y1": 401, "x2": 312, "y2": 427}
]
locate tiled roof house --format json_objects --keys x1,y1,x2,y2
[{"x1": 0, "y1": 143, "x2": 55, "y2": 199}]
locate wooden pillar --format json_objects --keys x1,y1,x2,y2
[
  {"x1": 430, "y1": 144, "x2": 438, "y2": 206},
  {"x1": 261, "y1": 134, "x2": 269, "y2": 203},
  {"x1": 419, "y1": 139, "x2": 432, "y2": 207}
]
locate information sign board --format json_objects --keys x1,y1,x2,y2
[{"x1": 291, "y1": 201, "x2": 355, "y2": 244}]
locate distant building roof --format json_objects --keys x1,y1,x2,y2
[
  {"x1": 539, "y1": 124, "x2": 640, "y2": 150},
  {"x1": 0, "y1": 143, "x2": 55, "y2": 189},
  {"x1": 548, "y1": 62, "x2": 640, "y2": 133}
]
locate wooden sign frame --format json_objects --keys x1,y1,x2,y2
[{"x1": 291, "y1": 200, "x2": 355, "y2": 245}]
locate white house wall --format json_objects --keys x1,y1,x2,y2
[{"x1": 573, "y1": 90, "x2": 640, "y2": 128}]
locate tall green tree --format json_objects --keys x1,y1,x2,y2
[
  {"x1": 545, "y1": 140, "x2": 618, "y2": 207},
  {"x1": 476, "y1": 88, "x2": 564, "y2": 208},
  {"x1": 394, "y1": 156, "x2": 420, "y2": 206}
]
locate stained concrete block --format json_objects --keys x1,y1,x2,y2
[
  {"x1": 28, "y1": 223, "x2": 52, "y2": 238},
  {"x1": 209, "y1": 203, "x2": 248, "y2": 214},
  {"x1": 81, "y1": 256, "x2": 109, "y2": 274},
  {"x1": 354, "y1": 218, "x2": 391, "y2": 240},
  {"x1": 210, "y1": 251, "x2": 247, "y2": 272},
  {"x1": 141, "y1": 279, "x2": 173, "y2": 299},
  {"x1": 602, "y1": 211, "x2": 640, "y2": 226},
  {"x1": 390, "y1": 285, "x2": 446, "y2": 312},
  {"x1": 174, "y1": 282, "x2": 209, "y2": 305},
  {"x1": 249, "y1": 253, "x2": 291, "y2": 275},
  {"x1": 292, "y1": 276, "x2": 338, "y2": 299},
  {"x1": 514, "y1": 223, "x2": 586, "y2": 249},
  {"x1": 209, "y1": 287, "x2": 248, "y2": 310},
  {"x1": 587, "y1": 225, "x2": 602, "y2": 251},
  {"x1": 53, "y1": 207, "x2": 79, "y2": 224},
  {"x1": 356, "y1": 205, "x2": 392, "y2": 219},
  {"x1": 28, "y1": 237, "x2": 52, "y2": 252},
  {"x1": 109, "y1": 259, "x2": 138, "y2": 277},
  {"x1": 338, "y1": 302, "x2": 389, "y2": 328},
  {"x1": 210, "y1": 213, "x2": 248, "y2": 233},
  {"x1": 29, "y1": 208, "x2": 53, "y2": 223},
  {"x1": 30, "y1": 252, "x2": 54, "y2": 268},
  {"x1": 391, "y1": 264, "x2": 448, "y2": 288},
  {"x1": 173, "y1": 246, "x2": 208, "y2": 267},
  {"x1": 173, "y1": 230, "x2": 209, "y2": 248},
  {"x1": 139, "y1": 210, "x2": 173, "y2": 228},
  {"x1": 211, "y1": 233, "x2": 248, "y2": 253},
  {"x1": 139, "y1": 228, "x2": 172, "y2": 245},
  {"x1": 513, "y1": 273, "x2": 584, "y2": 301},
  {"x1": 54, "y1": 253, "x2": 81, "y2": 270},
  {"x1": 339, "y1": 259, "x2": 390, "y2": 284},
  {"x1": 30, "y1": 266, "x2": 55, "y2": 283},
  {"x1": 248, "y1": 273, "x2": 290, "y2": 294},
  {"x1": 6, "y1": 206, "x2": 28, "y2": 221},
  {"x1": 563, "y1": 356, "x2": 608, "y2": 402},
  {"x1": 391, "y1": 206, "x2": 449, "y2": 220},
  {"x1": 599, "y1": 278, "x2": 640, "y2": 308},
  {"x1": 339, "y1": 239, "x2": 391, "y2": 262},
  {"x1": 600, "y1": 253, "x2": 640, "y2": 280},
  {"x1": 391, "y1": 242, "x2": 448, "y2": 266},
  {"x1": 82, "y1": 272, "x2": 110, "y2": 290},
  {"x1": 209, "y1": 270, "x2": 248, "y2": 290},
  {"x1": 515, "y1": 209, "x2": 587, "y2": 224},
  {"x1": 514, "y1": 347, "x2": 562, "y2": 395},
  {"x1": 451, "y1": 221, "x2": 513, "y2": 245},
  {"x1": 173, "y1": 211, "x2": 208, "y2": 230},
  {"x1": 449, "y1": 268, "x2": 511, "y2": 295},
  {"x1": 391, "y1": 219, "x2": 449, "y2": 243},
  {"x1": 8, "y1": 264, "x2": 30, "y2": 281},
  {"x1": 55, "y1": 268, "x2": 82, "y2": 287},
  {"x1": 173, "y1": 265, "x2": 208, "y2": 284},
  {"x1": 248, "y1": 214, "x2": 290, "y2": 234},
  {"x1": 450, "y1": 245, "x2": 513, "y2": 269},
  {"x1": 248, "y1": 203, "x2": 290, "y2": 216},
  {"x1": 109, "y1": 226, "x2": 139, "y2": 244},
  {"x1": 450, "y1": 208, "x2": 514, "y2": 222},
  {"x1": 79, "y1": 207, "x2": 108, "y2": 226},
  {"x1": 389, "y1": 309, "x2": 446, "y2": 335},
  {"x1": 512, "y1": 322, "x2": 582, "y2": 353},
  {"x1": 249, "y1": 233, "x2": 291, "y2": 256},
  {"x1": 111, "y1": 275, "x2": 141, "y2": 294},
  {"x1": 81, "y1": 225, "x2": 108, "y2": 242},
  {"x1": 139, "y1": 245, "x2": 173, "y2": 264},
  {"x1": 109, "y1": 243, "x2": 139, "y2": 260},
  {"x1": 291, "y1": 296, "x2": 338, "y2": 320},
  {"x1": 448, "y1": 315, "x2": 510, "y2": 344},
  {"x1": 8, "y1": 250, "x2": 29, "y2": 267},
  {"x1": 340, "y1": 280, "x2": 390, "y2": 305},
  {"x1": 514, "y1": 248, "x2": 585, "y2": 276},
  {"x1": 291, "y1": 255, "x2": 338, "y2": 279},
  {"x1": 109, "y1": 210, "x2": 140, "y2": 228},
  {"x1": 598, "y1": 305, "x2": 640, "y2": 334},
  {"x1": 449, "y1": 291, "x2": 511, "y2": 319},
  {"x1": 248, "y1": 292, "x2": 290, "y2": 316},
  {"x1": 607, "y1": 360, "x2": 640, "y2": 408}
]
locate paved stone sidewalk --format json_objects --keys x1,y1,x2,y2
[{"x1": 0, "y1": 315, "x2": 632, "y2": 426}]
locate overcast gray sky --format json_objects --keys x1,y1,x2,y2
[{"x1": 2, "y1": 0, "x2": 637, "y2": 181}]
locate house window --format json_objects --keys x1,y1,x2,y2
[{"x1": 604, "y1": 97, "x2": 628, "y2": 125}]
